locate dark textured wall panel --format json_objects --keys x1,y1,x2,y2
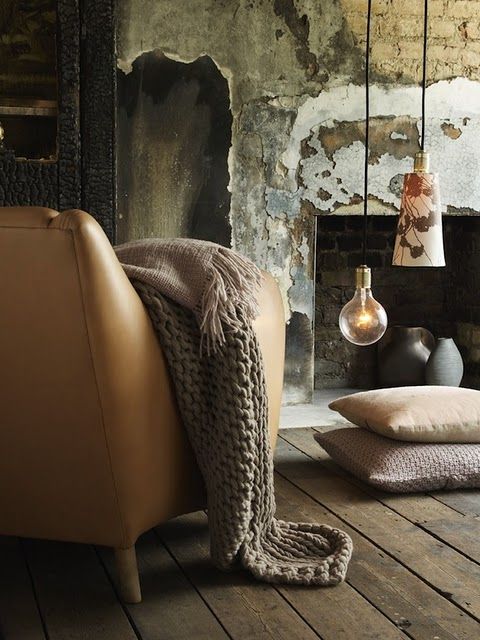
[
  {"x1": 57, "y1": 0, "x2": 82, "y2": 210},
  {"x1": 80, "y1": 0, "x2": 116, "y2": 241},
  {"x1": 0, "y1": 153, "x2": 58, "y2": 207}
]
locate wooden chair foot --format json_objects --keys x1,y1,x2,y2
[{"x1": 114, "y1": 546, "x2": 142, "y2": 603}]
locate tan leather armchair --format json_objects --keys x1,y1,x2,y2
[{"x1": 0, "y1": 207, "x2": 285, "y2": 603}]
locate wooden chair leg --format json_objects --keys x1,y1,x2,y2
[{"x1": 114, "y1": 546, "x2": 142, "y2": 603}]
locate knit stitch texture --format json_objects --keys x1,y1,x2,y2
[{"x1": 133, "y1": 281, "x2": 353, "y2": 585}]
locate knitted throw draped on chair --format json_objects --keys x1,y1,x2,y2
[{"x1": 115, "y1": 239, "x2": 352, "y2": 585}]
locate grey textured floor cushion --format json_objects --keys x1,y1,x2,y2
[{"x1": 314, "y1": 428, "x2": 480, "y2": 493}]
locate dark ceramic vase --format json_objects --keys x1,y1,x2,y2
[
  {"x1": 377, "y1": 326, "x2": 435, "y2": 388},
  {"x1": 425, "y1": 338, "x2": 464, "y2": 386}
]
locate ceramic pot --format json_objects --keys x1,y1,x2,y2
[
  {"x1": 425, "y1": 338, "x2": 463, "y2": 387},
  {"x1": 377, "y1": 326, "x2": 435, "y2": 387}
]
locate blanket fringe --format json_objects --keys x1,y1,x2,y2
[{"x1": 198, "y1": 247, "x2": 263, "y2": 353}]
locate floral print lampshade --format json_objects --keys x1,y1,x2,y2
[{"x1": 392, "y1": 171, "x2": 445, "y2": 267}]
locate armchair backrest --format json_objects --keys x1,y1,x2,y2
[{"x1": 0, "y1": 208, "x2": 202, "y2": 548}]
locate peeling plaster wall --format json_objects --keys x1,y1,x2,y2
[
  {"x1": 279, "y1": 79, "x2": 480, "y2": 217},
  {"x1": 117, "y1": 0, "x2": 480, "y2": 401},
  {"x1": 117, "y1": 0, "x2": 358, "y2": 403}
]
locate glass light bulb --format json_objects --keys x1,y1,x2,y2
[{"x1": 339, "y1": 266, "x2": 388, "y2": 346}]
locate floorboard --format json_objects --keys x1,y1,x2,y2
[
  {"x1": 277, "y1": 431, "x2": 480, "y2": 625},
  {"x1": 1, "y1": 427, "x2": 479, "y2": 640},
  {"x1": 275, "y1": 474, "x2": 480, "y2": 640},
  {"x1": 23, "y1": 539, "x2": 137, "y2": 640},
  {"x1": 100, "y1": 530, "x2": 228, "y2": 640},
  {"x1": 300, "y1": 427, "x2": 480, "y2": 565},
  {"x1": 0, "y1": 537, "x2": 46, "y2": 640},
  {"x1": 157, "y1": 512, "x2": 319, "y2": 640},
  {"x1": 432, "y1": 490, "x2": 480, "y2": 517},
  {"x1": 158, "y1": 511, "x2": 406, "y2": 640}
]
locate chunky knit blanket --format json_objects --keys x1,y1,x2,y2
[{"x1": 115, "y1": 239, "x2": 352, "y2": 585}]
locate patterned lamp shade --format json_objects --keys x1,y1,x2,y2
[{"x1": 392, "y1": 170, "x2": 445, "y2": 267}]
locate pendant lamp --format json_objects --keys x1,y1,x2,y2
[
  {"x1": 339, "y1": 0, "x2": 388, "y2": 346},
  {"x1": 392, "y1": 0, "x2": 445, "y2": 267}
]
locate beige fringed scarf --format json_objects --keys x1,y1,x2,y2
[{"x1": 114, "y1": 238, "x2": 263, "y2": 352}]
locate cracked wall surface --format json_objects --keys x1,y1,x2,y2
[
  {"x1": 117, "y1": 0, "x2": 480, "y2": 402},
  {"x1": 279, "y1": 79, "x2": 480, "y2": 217}
]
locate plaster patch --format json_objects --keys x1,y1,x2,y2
[
  {"x1": 266, "y1": 188, "x2": 301, "y2": 220},
  {"x1": 289, "y1": 263, "x2": 314, "y2": 318},
  {"x1": 297, "y1": 237, "x2": 310, "y2": 261},
  {"x1": 441, "y1": 122, "x2": 462, "y2": 139}
]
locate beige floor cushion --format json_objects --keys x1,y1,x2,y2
[
  {"x1": 329, "y1": 386, "x2": 480, "y2": 443},
  {"x1": 314, "y1": 428, "x2": 480, "y2": 493}
]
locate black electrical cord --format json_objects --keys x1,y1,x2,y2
[
  {"x1": 421, "y1": 0, "x2": 428, "y2": 151},
  {"x1": 362, "y1": 0, "x2": 372, "y2": 266}
]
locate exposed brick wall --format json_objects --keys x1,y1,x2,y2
[
  {"x1": 342, "y1": 0, "x2": 480, "y2": 82},
  {"x1": 315, "y1": 215, "x2": 459, "y2": 389}
]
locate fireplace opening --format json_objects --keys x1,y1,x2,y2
[
  {"x1": 117, "y1": 51, "x2": 232, "y2": 246},
  {"x1": 315, "y1": 214, "x2": 456, "y2": 389}
]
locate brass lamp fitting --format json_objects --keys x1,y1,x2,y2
[
  {"x1": 414, "y1": 150, "x2": 430, "y2": 173},
  {"x1": 356, "y1": 265, "x2": 371, "y2": 288}
]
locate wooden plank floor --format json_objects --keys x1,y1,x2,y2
[{"x1": 1, "y1": 427, "x2": 479, "y2": 640}]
